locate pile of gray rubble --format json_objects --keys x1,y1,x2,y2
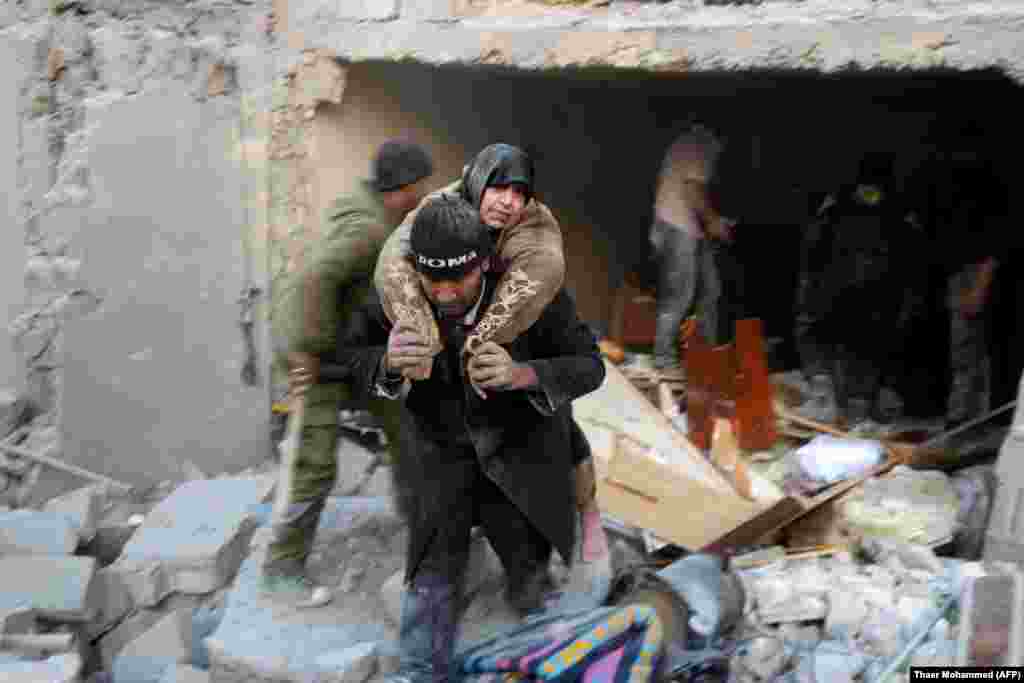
[{"x1": 1, "y1": 383, "x2": 1023, "y2": 683}]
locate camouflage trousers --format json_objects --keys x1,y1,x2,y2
[{"x1": 947, "y1": 267, "x2": 991, "y2": 426}]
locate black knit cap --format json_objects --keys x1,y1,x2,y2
[
  {"x1": 460, "y1": 143, "x2": 534, "y2": 210},
  {"x1": 410, "y1": 194, "x2": 494, "y2": 281},
  {"x1": 370, "y1": 139, "x2": 434, "y2": 192}
]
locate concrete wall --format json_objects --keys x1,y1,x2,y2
[
  {"x1": 0, "y1": 36, "x2": 25, "y2": 393},
  {"x1": 58, "y1": 92, "x2": 270, "y2": 487},
  {"x1": 2, "y1": 0, "x2": 281, "y2": 488}
]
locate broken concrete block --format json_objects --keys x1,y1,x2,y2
[
  {"x1": 0, "y1": 652, "x2": 82, "y2": 682},
  {"x1": 777, "y1": 622, "x2": 821, "y2": 645},
  {"x1": 160, "y1": 663, "x2": 210, "y2": 683},
  {"x1": 952, "y1": 465, "x2": 996, "y2": 561},
  {"x1": 361, "y1": 466, "x2": 392, "y2": 498},
  {"x1": 825, "y1": 588, "x2": 868, "y2": 641},
  {"x1": 0, "y1": 608, "x2": 37, "y2": 636},
  {"x1": 83, "y1": 522, "x2": 140, "y2": 566},
  {"x1": 810, "y1": 648, "x2": 869, "y2": 683},
  {"x1": 181, "y1": 461, "x2": 206, "y2": 482},
  {"x1": 0, "y1": 508, "x2": 78, "y2": 554},
  {"x1": 0, "y1": 389, "x2": 26, "y2": 439},
  {"x1": 98, "y1": 594, "x2": 202, "y2": 672},
  {"x1": 734, "y1": 637, "x2": 787, "y2": 680},
  {"x1": 956, "y1": 571, "x2": 1024, "y2": 666},
  {"x1": 0, "y1": 556, "x2": 95, "y2": 620},
  {"x1": 860, "y1": 606, "x2": 905, "y2": 658},
  {"x1": 860, "y1": 537, "x2": 944, "y2": 574},
  {"x1": 44, "y1": 484, "x2": 106, "y2": 543},
  {"x1": 112, "y1": 609, "x2": 191, "y2": 683},
  {"x1": 187, "y1": 602, "x2": 225, "y2": 670},
  {"x1": 207, "y1": 551, "x2": 391, "y2": 682},
  {"x1": 314, "y1": 642, "x2": 378, "y2": 683},
  {"x1": 380, "y1": 569, "x2": 404, "y2": 626},
  {"x1": 111, "y1": 476, "x2": 275, "y2": 607},
  {"x1": 84, "y1": 567, "x2": 135, "y2": 641}
]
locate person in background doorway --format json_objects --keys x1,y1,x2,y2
[
  {"x1": 793, "y1": 153, "x2": 928, "y2": 426},
  {"x1": 648, "y1": 124, "x2": 736, "y2": 375}
]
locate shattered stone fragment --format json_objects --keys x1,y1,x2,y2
[
  {"x1": 44, "y1": 484, "x2": 106, "y2": 544},
  {"x1": 314, "y1": 641, "x2": 379, "y2": 683},
  {"x1": 110, "y1": 476, "x2": 274, "y2": 607},
  {"x1": 0, "y1": 508, "x2": 78, "y2": 554},
  {"x1": 0, "y1": 389, "x2": 27, "y2": 439},
  {"x1": 0, "y1": 652, "x2": 82, "y2": 683},
  {"x1": 160, "y1": 663, "x2": 211, "y2": 683},
  {"x1": 111, "y1": 608, "x2": 192, "y2": 683},
  {"x1": 0, "y1": 556, "x2": 96, "y2": 621}
]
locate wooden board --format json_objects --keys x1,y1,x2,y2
[
  {"x1": 575, "y1": 360, "x2": 731, "y2": 493},
  {"x1": 600, "y1": 434, "x2": 767, "y2": 550}
]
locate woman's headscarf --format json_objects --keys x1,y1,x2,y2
[{"x1": 460, "y1": 143, "x2": 535, "y2": 210}]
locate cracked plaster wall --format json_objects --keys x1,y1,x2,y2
[
  {"x1": 2, "y1": 0, "x2": 1022, "y2": 486},
  {"x1": 1, "y1": 0, "x2": 281, "y2": 487}
]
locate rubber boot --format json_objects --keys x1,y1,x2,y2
[
  {"x1": 385, "y1": 573, "x2": 460, "y2": 683},
  {"x1": 261, "y1": 497, "x2": 332, "y2": 608}
]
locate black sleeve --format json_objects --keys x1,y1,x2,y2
[
  {"x1": 331, "y1": 299, "x2": 394, "y2": 401},
  {"x1": 523, "y1": 289, "x2": 606, "y2": 413}
]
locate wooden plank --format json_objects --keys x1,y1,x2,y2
[
  {"x1": 700, "y1": 496, "x2": 809, "y2": 553},
  {"x1": 702, "y1": 446, "x2": 906, "y2": 552},
  {"x1": 685, "y1": 332, "x2": 715, "y2": 450},
  {"x1": 580, "y1": 421, "x2": 770, "y2": 551},
  {"x1": 575, "y1": 360, "x2": 732, "y2": 492},
  {"x1": 734, "y1": 318, "x2": 777, "y2": 450}
]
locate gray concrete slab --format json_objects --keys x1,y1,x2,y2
[
  {"x1": 0, "y1": 509, "x2": 78, "y2": 554},
  {"x1": 97, "y1": 594, "x2": 204, "y2": 672},
  {"x1": 160, "y1": 663, "x2": 211, "y2": 683},
  {"x1": 111, "y1": 476, "x2": 274, "y2": 607},
  {"x1": 43, "y1": 484, "x2": 106, "y2": 544},
  {"x1": 207, "y1": 497, "x2": 400, "y2": 683},
  {"x1": 0, "y1": 652, "x2": 82, "y2": 682},
  {"x1": 0, "y1": 36, "x2": 25, "y2": 393},
  {"x1": 0, "y1": 555, "x2": 96, "y2": 620},
  {"x1": 112, "y1": 609, "x2": 191, "y2": 683},
  {"x1": 57, "y1": 89, "x2": 270, "y2": 488}
]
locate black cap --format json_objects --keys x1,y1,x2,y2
[
  {"x1": 410, "y1": 194, "x2": 494, "y2": 281},
  {"x1": 370, "y1": 140, "x2": 434, "y2": 192},
  {"x1": 461, "y1": 143, "x2": 535, "y2": 210}
]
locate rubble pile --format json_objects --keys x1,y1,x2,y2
[
  {"x1": 0, "y1": 366, "x2": 1019, "y2": 682},
  {"x1": 0, "y1": 437, "x2": 288, "y2": 683},
  {"x1": 728, "y1": 544, "x2": 1024, "y2": 682}
]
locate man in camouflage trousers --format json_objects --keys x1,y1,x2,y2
[{"x1": 264, "y1": 140, "x2": 434, "y2": 607}]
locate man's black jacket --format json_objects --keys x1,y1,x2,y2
[{"x1": 334, "y1": 277, "x2": 606, "y2": 578}]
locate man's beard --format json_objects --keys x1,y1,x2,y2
[{"x1": 436, "y1": 302, "x2": 467, "y2": 319}]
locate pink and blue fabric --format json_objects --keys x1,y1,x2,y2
[{"x1": 456, "y1": 604, "x2": 665, "y2": 683}]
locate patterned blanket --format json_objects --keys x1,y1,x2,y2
[{"x1": 456, "y1": 605, "x2": 664, "y2": 683}]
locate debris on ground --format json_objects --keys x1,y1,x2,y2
[{"x1": 0, "y1": 364, "x2": 1018, "y2": 681}]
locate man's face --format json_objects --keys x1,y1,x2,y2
[
  {"x1": 418, "y1": 263, "x2": 486, "y2": 320},
  {"x1": 479, "y1": 183, "x2": 528, "y2": 230}
]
